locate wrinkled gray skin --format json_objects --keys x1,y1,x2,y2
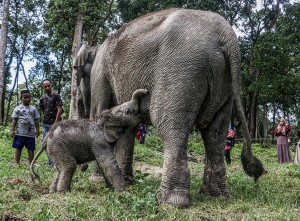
[
  {"x1": 30, "y1": 89, "x2": 148, "y2": 193},
  {"x1": 90, "y1": 8, "x2": 264, "y2": 207},
  {"x1": 73, "y1": 43, "x2": 98, "y2": 119}
]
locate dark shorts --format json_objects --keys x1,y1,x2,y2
[{"x1": 12, "y1": 135, "x2": 35, "y2": 151}]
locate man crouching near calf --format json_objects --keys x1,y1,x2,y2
[{"x1": 30, "y1": 89, "x2": 148, "y2": 193}]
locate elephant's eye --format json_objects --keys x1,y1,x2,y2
[{"x1": 125, "y1": 108, "x2": 132, "y2": 115}]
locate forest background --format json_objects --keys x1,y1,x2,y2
[{"x1": 0, "y1": 0, "x2": 300, "y2": 140}]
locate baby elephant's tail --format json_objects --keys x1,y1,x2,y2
[{"x1": 30, "y1": 135, "x2": 47, "y2": 181}]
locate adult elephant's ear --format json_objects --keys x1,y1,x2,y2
[{"x1": 73, "y1": 44, "x2": 89, "y2": 86}]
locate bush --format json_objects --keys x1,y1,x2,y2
[
  {"x1": 0, "y1": 126, "x2": 10, "y2": 139},
  {"x1": 144, "y1": 136, "x2": 163, "y2": 152}
]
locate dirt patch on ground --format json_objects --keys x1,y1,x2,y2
[
  {"x1": 134, "y1": 153, "x2": 203, "y2": 178},
  {"x1": 0, "y1": 214, "x2": 26, "y2": 221},
  {"x1": 9, "y1": 178, "x2": 26, "y2": 185},
  {"x1": 134, "y1": 162, "x2": 163, "y2": 178}
]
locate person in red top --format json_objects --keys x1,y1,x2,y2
[
  {"x1": 136, "y1": 123, "x2": 147, "y2": 144},
  {"x1": 274, "y1": 118, "x2": 292, "y2": 163},
  {"x1": 224, "y1": 128, "x2": 235, "y2": 165}
]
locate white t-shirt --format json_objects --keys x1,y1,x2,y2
[{"x1": 11, "y1": 104, "x2": 40, "y2": 137}]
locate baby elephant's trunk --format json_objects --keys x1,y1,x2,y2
[{"x1": 130, "y1": 89, "x2": 149, "y2": 110}]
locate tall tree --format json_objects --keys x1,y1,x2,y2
[
  {"x1": 238, "y1": 0, "x2": 289, "y2": 138},
  {"x1": 3, "y1": 0, "x2": 45, "y2": 126},
  {"x1": 69, "y1": 11, "x2": 83, "y2": 119},
  {"x1": 0, "y1": 0, "x2": 10, "y2": 125},
  {"x1": 118, "y1": 0, "x2": 224, "y2": 22},
  {"x1": 45, "y1": 0, "x2": 117, "y2": 119}
]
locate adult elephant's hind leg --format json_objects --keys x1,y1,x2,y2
[
  {"x1": 156, "y1": 128, "x2": 191, "y2": 208},
  {"x1": 199, "y1": 101, "x2": 231, "y2": 197}
]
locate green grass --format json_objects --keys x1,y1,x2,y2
[{"x1": 1, "y1": 129, "x2": 300, "y2": 220}]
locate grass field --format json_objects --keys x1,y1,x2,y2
[{"x1": 1, "y1": 128, "x2": 300, "y2": 220}]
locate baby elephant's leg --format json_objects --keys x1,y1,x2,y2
[
  {"x1": 56, "y1": 158, "x2": 77, "y2": 193},
  {"x1": 93, "y1": 143, "x2": 125, "y2": 192},
  {"x1": 50, "y1": 170, "x2": 60, "y2": 193}
]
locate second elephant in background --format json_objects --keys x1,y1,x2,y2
[{"x1": 73, "y1": 43, "x2": 98, "y2": 119}]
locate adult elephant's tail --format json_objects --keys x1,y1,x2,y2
[
  {"x1": 30, "y1": 135, "x2": 48, "y2": 181},
  {"x1": 224, "y1": 25, "x2": 265, "y2": 182},
  {"x1": 234, "y1": 96, "x2": 265, "y2": 182}
]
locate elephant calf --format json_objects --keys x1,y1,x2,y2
[{"x1": 30, "y1": 89, "x2": 148, "y2": 193}]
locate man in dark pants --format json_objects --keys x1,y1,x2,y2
[{"x1": 39, "y1": 79, "x2": 63, "y2": 166}]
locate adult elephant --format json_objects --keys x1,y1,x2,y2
[{"x1": 90, "y1": 8, "x2": 264, "y2": 207}]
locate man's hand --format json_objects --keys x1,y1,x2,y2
[{"x1": 10, "y1": 130, "x2": 15, "y2": 138}]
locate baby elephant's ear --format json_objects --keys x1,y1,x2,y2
[
  {"x1": 99, "y1": 109, "x2": 112, "y2": 122},
  {"x1": 103, "y1": 124, "x2": 123, "y2": 143},
  {"x1": 100, "y1": 110, "x2": 120, "y2": 142}
]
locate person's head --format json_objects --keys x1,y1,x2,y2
[
  {"x1": 21, "y1": 89, "x2": 31, "y2": 106},
  {"x1": 42, "y1": 79, "x2": 52, "y2": 95},
  {"x1": 279, "y1": 118, "x2": 286, "y2": 126}
]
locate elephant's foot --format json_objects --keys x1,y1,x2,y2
[
  {"x1": 200, "y1": 162, "x2": 229, "y2": 197},
  {"x1": 49, "y1": 187, "x2": 69, "y2": 194},
  {"x1": 113, "y1": 181, "x2": 125, "y2": 192},
  {"x1": 124, "y1": 174, "x2": 134, "y2": 185},
  {"x1": 156, "y1": 186, "x2": 191, "y2": 208},
  {"x1": 49, "y1": 180, "x2": 58, "y2": 193},
  {"x1": 199, "y1": 184, "x2": 230, "y2": 197},
  {"x1": 57, "y1": 186, "x2": 71, "y2": 193},
  {"x1": 49, "y1": 188, "x2": 56, "y2": 193},
  {"x1": 199, "y1": 177, "x2": 229, "y2": 197}
]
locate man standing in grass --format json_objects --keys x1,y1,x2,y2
[
  {"x1": 10, "y1": 89, "x2": 40, "y2": 166},
  {"x1": 39, "y1": 79, "x2": 63, "y2": 166}
]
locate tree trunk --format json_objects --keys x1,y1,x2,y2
[
  {"x1": 69, "y1": 13, "x2": 83, "y2": 120},
  {"x1": 57, "y1": 47, "x2": 67, "y2": 94},
  {"x1": 20, "y1": 62, "x2": 29, "y2": 90},
  {"x1": 4, "y1": 61, "x2": 19, "y2": 126},
  {"x1": 1, "y1": 40, "x2": 14, "y2": 125},
  {"x1": 272, "y1": 104, "x2": 277, "y2": 141},
  {"x1": 262, "y1": 104, "x2": 268, "y2": 144},
  {"x1": 0, "y1": 0, "x2": 10, "y2": 125}
]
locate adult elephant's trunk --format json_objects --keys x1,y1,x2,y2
[
  {"x1": 130, "y1": 89, "x2": 149, "y2": 110},
  {"x1": 225, "y1": 29, "x2": 265, "y2": 182}
]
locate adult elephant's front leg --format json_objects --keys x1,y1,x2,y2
[
  {"x1": 156, "y1": 131, "x2": 191, "y2": 208},
  {"x1": 199, "y1": 102, "x2": 231, "y2": 197},
  {"x1": 114, "y1": 128, "x2": 136, "y2": 184}
]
